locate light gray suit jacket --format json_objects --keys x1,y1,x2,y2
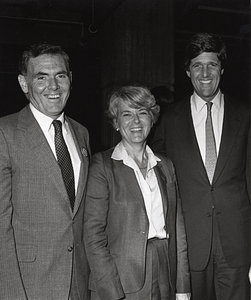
[{"x1": 0, "y1": 105, "x2": 90, "y2": 300}]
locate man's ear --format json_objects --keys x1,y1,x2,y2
[
  {"x1": 69, "y1": 71, "x2": 73, "y2": 89},
  {"x1": 186, "y1": 70, "x2": 191, "y2": 78},
  {"x1": 221, "y1": 69, "x2": 224, "y2": 75},
  {"x1": 18, "y1": 75, "x2": 28, "y2": 93}
]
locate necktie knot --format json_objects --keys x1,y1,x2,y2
[
  {"x1": 206, "y1": 101, "x2": 213, "y2": 112},
  {"x1": 52, "y1": 119, "x2": 63, "y2": 133}
]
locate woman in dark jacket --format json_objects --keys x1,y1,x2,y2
[{"x1": 84, "y1": 86, "x2": 190, "y2": 300}]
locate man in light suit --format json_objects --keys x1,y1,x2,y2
[
  {"x1": 151, "y1": 33, "x2": 250, "y2": 299},
  {"x1": 0, "y1": 43, "x2": 91, "y2": 300}
]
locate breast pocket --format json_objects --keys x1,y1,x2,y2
[{"x1": 16, "y1": 244, "x2": 37, "y2": 262}]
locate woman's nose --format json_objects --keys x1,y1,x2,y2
[{"x1": 133, "y1": 113, "x2": 140, "y2": 123}]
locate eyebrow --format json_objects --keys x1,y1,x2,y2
[
  {"x1": 121, "y1": 109, "x2": 132, "y2": 113},
  {"x1": 35, "y1": 70, "x2": 69, "y2": 76}
]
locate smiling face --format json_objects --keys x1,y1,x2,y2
[
  {"x1": 186, "y1": 52, "x2": 224, "y2": 102},
  {"x1": 115, "y1": 101, "x2": 153, "y2": 148},
  {"x1": 18, "y1": 54, "x2": 72, "y2": 119}
]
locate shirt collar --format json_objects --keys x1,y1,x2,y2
[
  {"x1": 111, "y1": 141, "x2": 160, "y2": 170},
  {"x1": 29, "y1": 103, "x2": 66, "y2": 132},
  {"x1": 191, "y1": 90, "x2": 224, "y2": 113}
]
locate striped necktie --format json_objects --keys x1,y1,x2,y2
[{"x1": 205, "y1": 102, "x2": 217, "y2": 183}]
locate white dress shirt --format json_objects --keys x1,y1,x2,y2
[
  {"x1": 190, "y1": 91, "x2": 224, "y2": 163},
  {"x1": 112, "y1": 142, "x2": 166, "y2": 239},
  {"x1": 29, "y1": 104, "x2": 81, "y2": 192}
]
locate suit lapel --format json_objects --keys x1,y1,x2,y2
[
  {"x1": 66, "y1": 117, "x2": 89, "y2": 215},
  {"x1": 118, "y1": 160, "x2": 170, "y2": 219},
  {"x1": 154, "y1": 164, "x2": 168, "y2": 217},
  {"x1": 18, "y1": 106, "x2": 70, "y2": 206},
  {"x1": 117, "y1": 162, "x2": 146, "y2": 210},
  {"x1": 175, "y1": 98, "x2": 208, "y2": 181},
  {"x1": 213, "y1": 98, "x2": 242, "y2": 183}
]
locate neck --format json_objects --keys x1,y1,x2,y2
[{"x1": 122, "y1": 140, "x2": 148, "y2": 167}]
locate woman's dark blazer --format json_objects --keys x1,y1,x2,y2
[{"x1": 84, "y1": 148, "x2": 190, "y2": 300}]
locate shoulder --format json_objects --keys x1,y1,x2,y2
[
  {"x1": 224, "y1": 95, "x2": 250, "y2": 128},
  {"x1": 89, "y1": 148, "x2": 116, "y2": 179},
  {"x1": 224, "y1": 95, "x2": 249, "y2": 114},
  {"x1": 155, "y1": 152, "x2": 175, "y2": 174},
  {"x1": 91, "y1": 148, "x2": 114, "y2": 165},
  {"x1": 0, "y1": 105, "x2": 31, "y2": 126},
  {"x1": 0, "y1": 113, "x2": 18, "y2": 128},
  {"x1": 0, "y1": 106, "x2": 30, "y2": 133},
  {"x1": 67, "y1": 117, "x2": 89, "y2": 135},
  {"x1": 161, "y1": 96, "x2": 190, "y2": 118}
]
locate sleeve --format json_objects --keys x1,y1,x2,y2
[
  {"x1": 0, "y1": 128, "x2": 28, "y2": 299},
  {"x1": 246, "y1": 118, "x2": 250, "y2": 199},
  {"x1": 83, "y1": 153, "x2": 125, "y2": 300},
  {"x1": 158, "y1": 155, "x2": 190, "y2": 294},
  {"x1": 175, "y1": 173, "x2": 191, "y2": 293}
]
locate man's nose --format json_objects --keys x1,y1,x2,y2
[
  {"x1": 48, "y1": 77, "x2": 59, "y2": 90},
  {"x1": 202, "y1": 65, "x2": 209, "y2": 77}
]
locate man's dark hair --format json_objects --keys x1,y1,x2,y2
[
  {"x1": 18, "y1": 42, "x2": 70, "y2": 75},
  {"x1": 184, "y1": 33, "x2": 227, "y2": 70}
]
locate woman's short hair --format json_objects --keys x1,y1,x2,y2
[
  {"x1": 18, "y1": 42, "x2": 70, "y2": 75},
  {"x1": 107, "y1": 86, "x2": 160, "y2": 128},
  {"x1": 184, "y1": 33, "x2": 227, "y2": 70}
]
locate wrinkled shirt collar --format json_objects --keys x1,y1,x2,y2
[{"x1": 111, "y1": 141, "x2": 160, "y2": 171}]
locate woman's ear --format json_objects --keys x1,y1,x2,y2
[{"x1": 113, "y1": 119, "x2": 119, "y2": 131}]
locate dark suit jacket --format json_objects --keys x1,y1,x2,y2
[
  {"x1": 84, "y1": 148, "x2": 190, "y2": 300},
  {"x1": 151, "y1": 95, "x2": 251, "y2": 271},
  {"x1": 0, "y1": 105, "x2": 90, "y2": 300}
]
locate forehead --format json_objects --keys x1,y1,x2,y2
[
  {"x1": 118, "y1": 100, "x2": 145, "y2": 112},
  {"x1": 191, "y1": 52, "x2": 220, "y2": 64},
  {"x1": 27, "y1": 54, "x2": 67, "y2": 73}
]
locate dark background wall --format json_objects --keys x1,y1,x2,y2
[{"x1": 0, "y1": 0, "x2": 249, "y2": 153}]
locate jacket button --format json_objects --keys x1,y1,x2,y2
[
  {"x1": 207, "y1": 212, "x2": 212, "y2": 217},
  {"x1": 67, "y1": 246, "x2": 73, "y2": 252},
  {"x1": 139, "y1": 231, "x2": 145, "y2": 235}
]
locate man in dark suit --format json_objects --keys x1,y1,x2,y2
[
  {"x1": 0, "y1": 43, "x2": 90, "y2": 299},
  {"x1": 151, "y1": 33, "x2": 250, "y2": 299}
]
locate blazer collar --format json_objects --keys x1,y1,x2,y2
[
  {"x1": 154, "y1": 163, "x2": 168, "y2": 217},
  {"x1": 118, "y1": 161, "x2": 147, "y2": 211},
  {"x1": 113, "y1": 158, "x2": 169, "y2": 220}
]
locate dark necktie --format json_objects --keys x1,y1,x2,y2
[
  {"x1": 205, "y1": 102, "x2": 217, "y2": 183},
  {"x1": 53, "y1": 120, "x2": 75, "y2": 210}
]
